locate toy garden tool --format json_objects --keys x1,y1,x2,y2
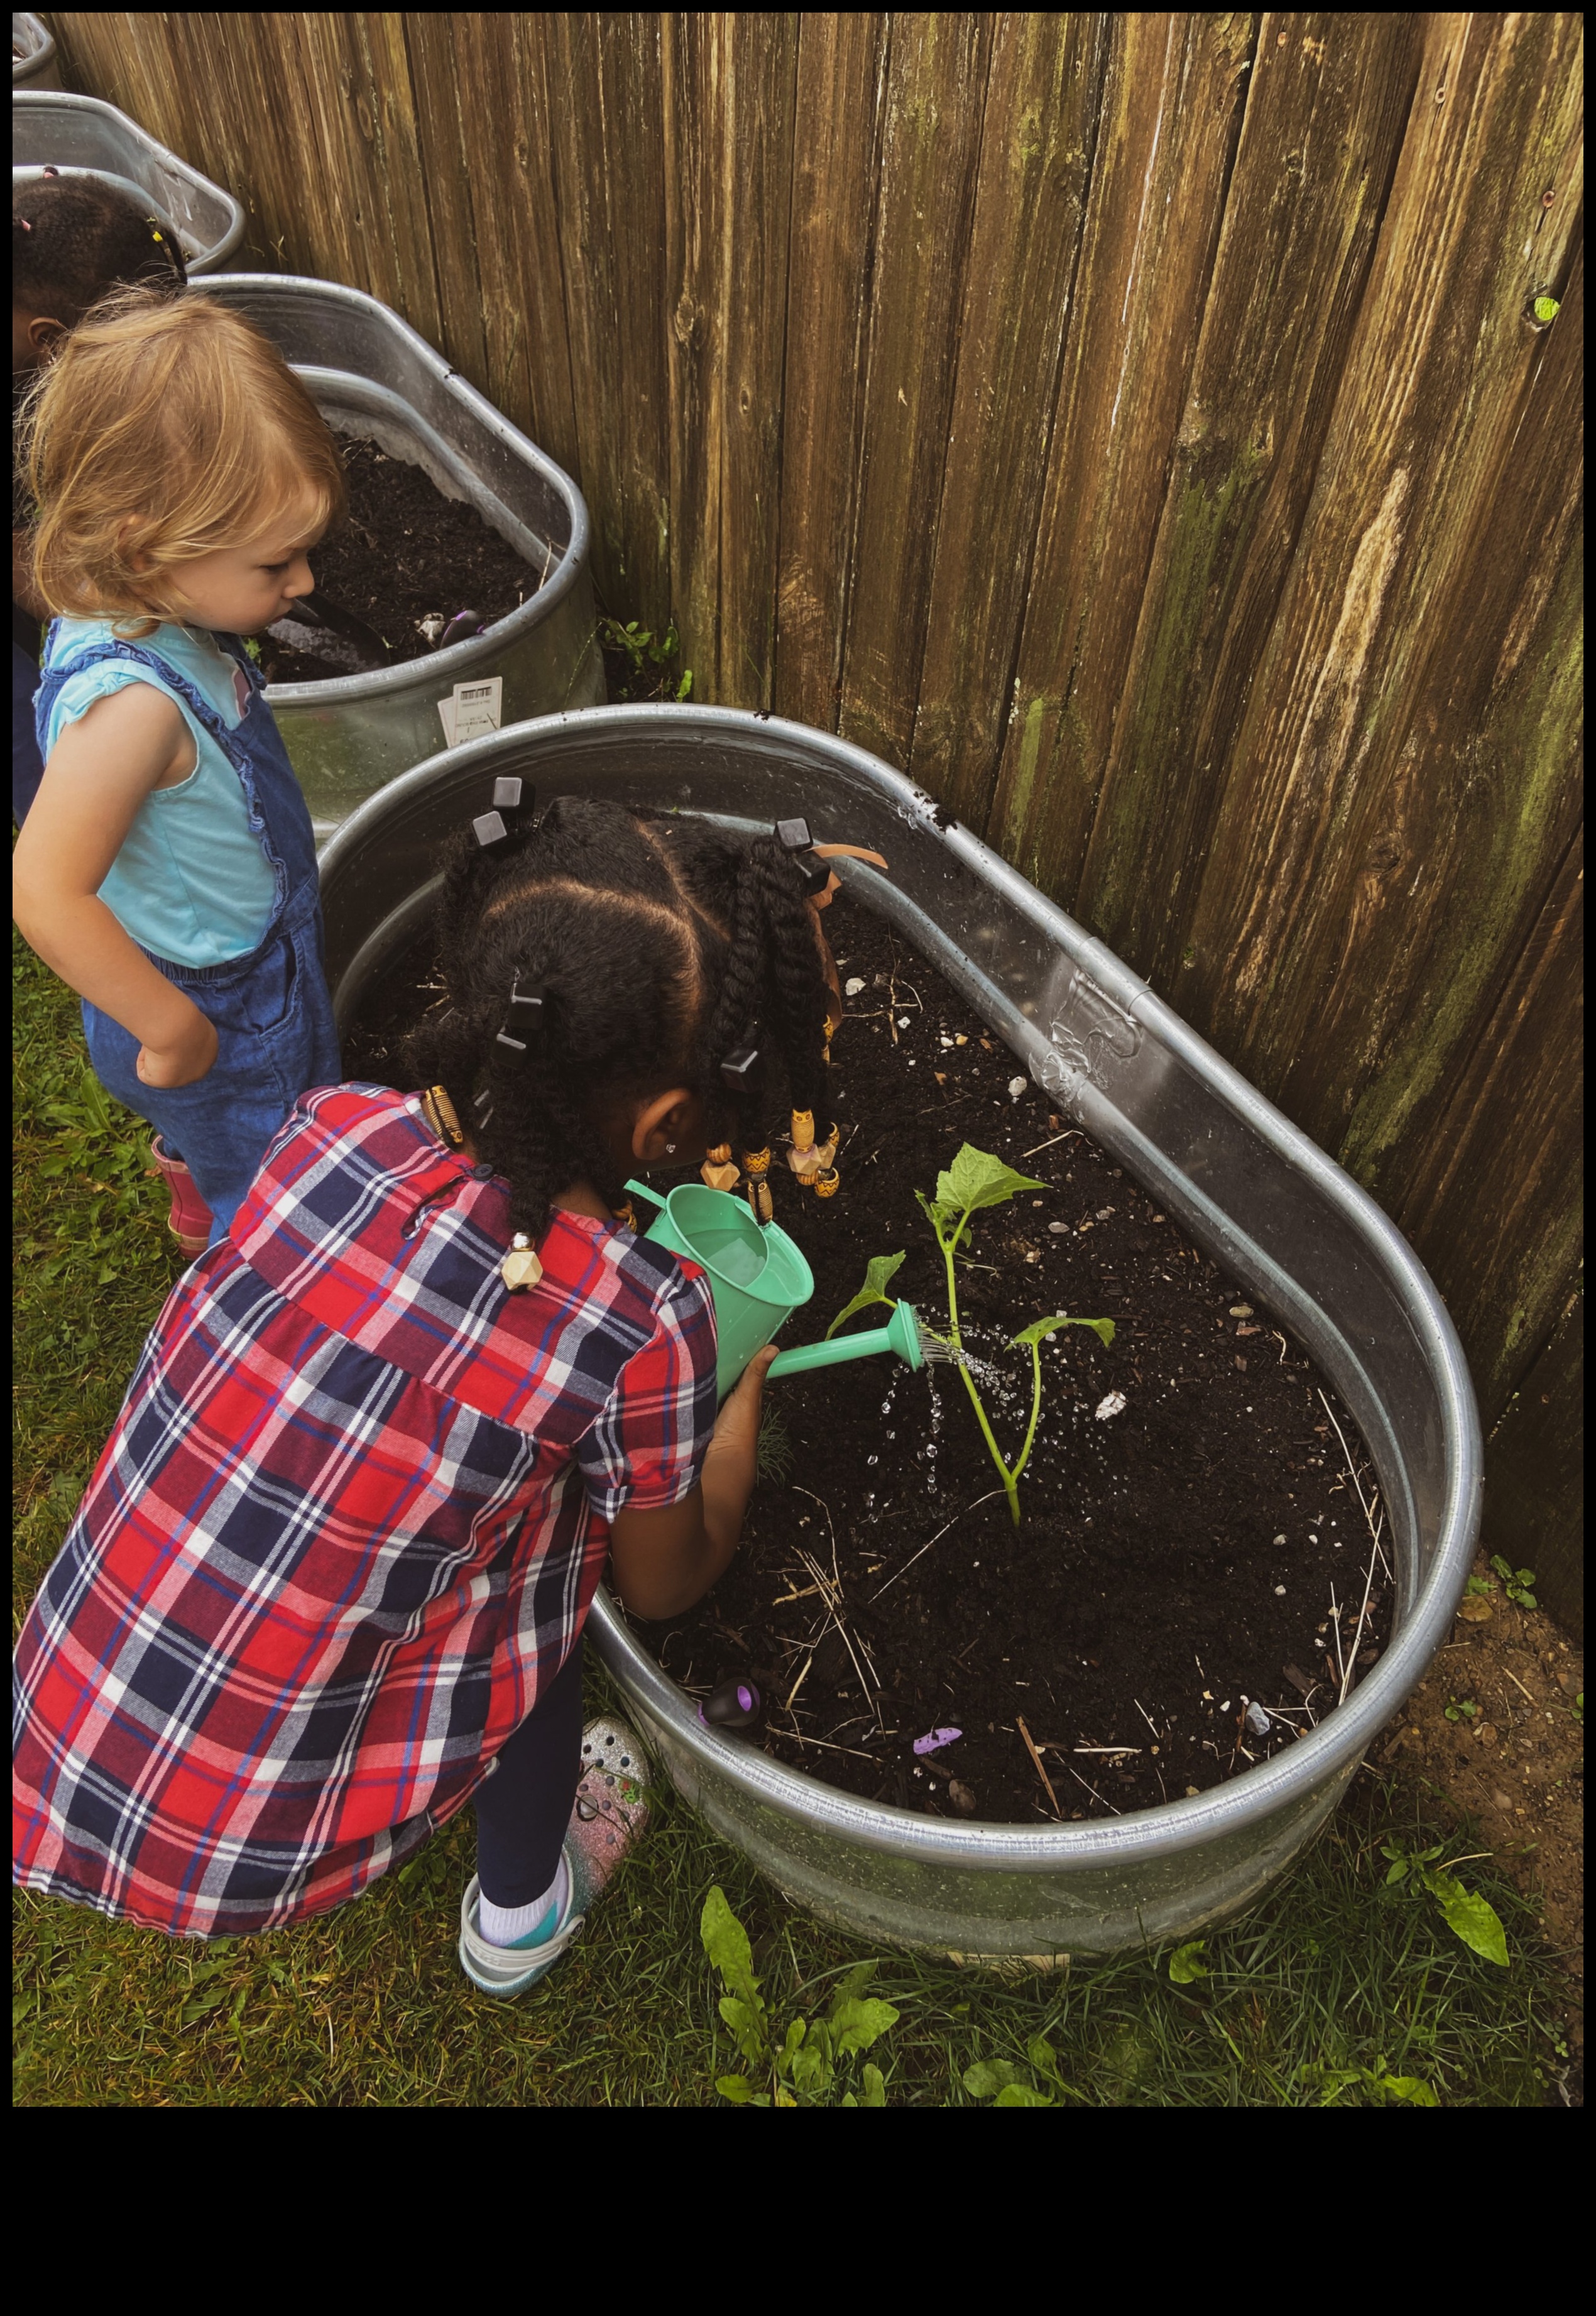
[
  {"x1": 627, "y1": 1179, "x2": 814, "y2": 1401},
  {"x1": 627, "y1": 1179, "x2": 927, "y2": 1397}
]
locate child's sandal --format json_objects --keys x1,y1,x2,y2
[{"x1": 456, "y1": 1717, "x2": 652, "y2": 1999}]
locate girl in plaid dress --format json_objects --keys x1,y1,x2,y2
[{"x1": 16, "y1": 787, "x2": 841, "y2": 1996}]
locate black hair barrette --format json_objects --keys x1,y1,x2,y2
[
  {"x1": 775, "y1": 816, "x2": 831, "y2": 898},
  {"x1": 719, "y1": 1043, "x2": 760, "y2": 1091}
]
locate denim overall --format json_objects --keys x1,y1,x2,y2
[{"x1": 34, "y1": 630, "x2": 341, "y2": 1240}]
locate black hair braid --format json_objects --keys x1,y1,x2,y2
[
  {"x1": 13, "y1": 174, "x2": 189, "y2": 322},
  {"x1": 404, "y1": 798, "x2": 836, "y2": 1245},
  {"x1": 743, "y1": 844, "x2": 831, "y2": 1120},
  {"x1": 699, "y1": 855, "x2": 770, "y2": 1150}
]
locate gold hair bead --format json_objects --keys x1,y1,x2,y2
[
  {"x1": 500, "y1": 1232, "x2": 543, "y2": 1292},
  {"x1": 424, "y1": 1084, "x2": 466, "y2": 1148}
]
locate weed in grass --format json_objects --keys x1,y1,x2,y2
[
  {"x1": 755, "y1": 1406, "x2": 794, "y2": 1485},
  {"x1": 700, "y1": 1887, "x2": 897, "y2": 2105}
]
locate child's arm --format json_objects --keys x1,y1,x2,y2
[
  {"x1": 12, "y1": 685, "x2": 219, "y2": 1088},
  {"x1": 608, "y1": 1348, "x2": 775, "y2": 1621}
]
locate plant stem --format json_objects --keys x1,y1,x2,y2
[
  {"x1": 1012, "y1": 1343, "x2": 1045, "y2": 1485},
  {"x1": 940, "y1": 1221, "x2": 1020, "y2": 1524}
]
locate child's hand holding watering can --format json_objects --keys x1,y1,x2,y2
[{"x1": 609, "y1": 1347, "x2": 777, "y2": 1621}]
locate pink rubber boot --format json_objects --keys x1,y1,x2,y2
[{"x1": 148, "y1": 1136, "x2": 213, "y2": 1256}]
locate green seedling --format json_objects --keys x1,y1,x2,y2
[
  {"x1": 1443, "y1": 1696, "x2": 1480, "y2": 1723},
  {"x1": 963, "y1": 2032, "x2": 1078, "y2": 2107},
  {"x1": 599, "y1": 615, "x2": 693, "y2": 701},
  {"x1": 914, "y1": 1144, "x2": 1113, "y2": 1524},
  {"x1": 701, "y1": 1886, "x2": 898, "y2": 2106},
  {"x1": 1380, "y1": 1838, "x2": 1510, "y2": 1967},
  {"x1": 1464, "y1": 1573, "x2": 1495, "y2": 1597},
  {"x1": 755, "y1": 1406, "x2": 794, "y2": 1483},
  {"x1": 1489, "y1": 1554, "x2": 1538, "y2": 1609},
  {"x1": 826, "y1": 1251, "x2": 905, "y2": 1337},
  {"x1": 1296, "y1": 2060, "x2": 1440, "y2": 2107},
  {"x1": 1168, "y1": 1939, "x2": 1210, "y2": 1984}
]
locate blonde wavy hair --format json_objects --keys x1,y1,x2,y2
[{"x1": 23, "y1": 287, "x2": 346, "y2": 638}]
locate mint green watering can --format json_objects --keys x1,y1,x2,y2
[{"x1": 626, "y1": 1180, "x2": 926, "y2": 1401}]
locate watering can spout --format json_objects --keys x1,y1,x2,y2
[{"x1": 765, "y1": 1300, "x2": 925, "y2": 1383}]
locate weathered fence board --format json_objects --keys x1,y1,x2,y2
[
  {"x1": 988, "y1": 12, "x2": 1258, "y2": 892},
  {"x1": 773, "y1": 11, "x2": 885, "y2": 730},
  {"x1": 909, "y1": 11, "x2": 1107, "y2": 818},
  {"x1": 40, "y1": 9, "x2": 1588, "y2": 1617},
  {"x1": 838, "y1": 11, "x2": 994, "y2": 768},
  {"x1": 1078, "y1": 11, "x2": 1425, "y2": 983}
]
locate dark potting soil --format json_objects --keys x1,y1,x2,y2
[
  {"x1": 344, "y1": 895, "x2": 1391, "y2": 1825},
  {"x1": 254, "y1": 435, "x2": 540, "y2": 684}
]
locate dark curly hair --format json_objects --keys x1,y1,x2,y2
[
  {"x1": 407, "y1": 793, "x2": 832, "y2": 1240},
  {"x1": 13, "y1": 172, "x2": 188, "y2": 324}
]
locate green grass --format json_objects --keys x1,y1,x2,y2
[{"x1": 12, "y1": 932, "x2": 1574, "y2": 2106}]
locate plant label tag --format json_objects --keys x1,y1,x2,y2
[{"x1": 438, "y1": 675, "x2": 503, "y2": 747}]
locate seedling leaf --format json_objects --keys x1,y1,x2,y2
[
  {"x1": 701, "y1": 1886, "x2": 760, "y2": 2009},
  {"x1": 830, "y1": 1997, "x2": 900, "y2": 2055},
  {"x1": 936, "y1": 1144, "x2": 1045, "y2": 1219},
  {"x1": 858, "y1": 2062, "x2": 887, "y2": 2107},
  {"x1": 1379, "y1": 2073, "x2": 1440, "y2": 2106},
  {"x1": 1011, "y1": 1313, "x2": 1116, "y2": 1351},
  {"x1": 993, "y1": 2082, "x2": 1054, "y2": 2106},
  {"x1": 963, "y1": 2058, "x2": 1023, "y2": 2097},
  {"x1": 1169, "y1": 1940, "x2": 1210, "y2": 1984},
  {"x1": 826, "y1": 1252, "x2": 906, "y2": 1338},
  {"x1": 715, "y1": 2074, "x2": 755, "y2": 2103},
  {"x1": 1426, "y1": 1871, "x2": 1510, "y2": 1967}
]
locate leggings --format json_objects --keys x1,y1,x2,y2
[{"x1": 473, "y1": 1637, "x2": 585, "y2": 1908}]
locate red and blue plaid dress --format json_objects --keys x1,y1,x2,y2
[{"x1": 13, "y1": 1086, "x2": 716, "y2": 1937}]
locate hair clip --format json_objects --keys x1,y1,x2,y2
[
  {"x1": 495, "y1": 981, "x2": 547, "y2": 1057},
  {"x1": 471, "y1": 778, "x2": 535, "y2": 851},
  {"x1": 719, "y1": 1043, "x2": 760, "y2": 1091},
  {"x1": 774, "y1": 816, "x2": 831, "y2": 898}
]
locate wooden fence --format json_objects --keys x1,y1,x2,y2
[{"x1": 45, "y1": 11, "x2": 1585, "y2": 1625}]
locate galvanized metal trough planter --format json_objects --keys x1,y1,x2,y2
[
  {"x1": 11, "y1": 12, "x2": 60, "y2": 87},
  {"x1": 206, "y1": 275, "x2": 604, "y2": 836},
  {"x1": 319, "y1": 706, "x2": 1482, "y2": 1962},
  {"x1": 12, "y1": 89, "x2": 244, "y2": 266}
]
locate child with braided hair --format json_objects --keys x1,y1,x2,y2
[{"x1": 14, "y1": 784, "x2": 864, "y2": 1997}]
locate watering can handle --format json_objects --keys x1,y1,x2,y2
[{"x1": 625, "y1": 1178, "x2": 667, "y2": 1210}]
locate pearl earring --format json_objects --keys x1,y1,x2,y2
[{"x1": 666, "y1": 1142, "x2": 677, "y2": 1154}]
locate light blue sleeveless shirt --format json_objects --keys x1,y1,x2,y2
[{"x1": 41, "y1": 618, "x2": 277, "y2": 966}]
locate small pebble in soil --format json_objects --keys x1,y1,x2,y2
[
  {"x1": 1095, "y1": 1391, "x2": 1127, "y2": 1420},
  {"x1": 1007, "y1": 1076, "x2": 1027, "y2": 1099},
  {"x1": 844, "y1": 977, "x2": 866, "y2": 995}
]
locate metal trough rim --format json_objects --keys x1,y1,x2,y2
[
  {"x1": 205, "y1": 275, "x2": 594, "y2": 708},
  {"x1": 322, "y1": 702, "x2": 1482, "y2": 1873},
  {"x1": 12, "y1": 89, "x2": 245, "y2": 271}
]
